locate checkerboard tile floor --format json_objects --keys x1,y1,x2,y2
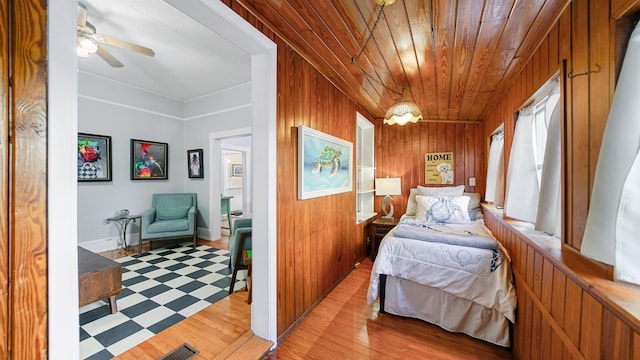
[{"x1": 79, "y1": 243, "x2": 246, "y2": 360}]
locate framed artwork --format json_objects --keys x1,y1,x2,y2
[
  {"x1": 130, "y1": 139, "x2": 168, "y2": 180},
  {"x1": 425, "y1": 151, "x2": 454, "y2": 184},
  {"x1": 188, "y1": 149, "x2": 204, "y2": 178},
  {"x1": 231, "y1": 164, "x2": 243, "y2": 177},
  {"x1": 78, "y1": 133, "x2": 112, "y2": 182},
  {"x1": 297, "y1": 125, "x2": 353, "y2": 200}
]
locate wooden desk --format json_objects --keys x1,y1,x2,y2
[
  {"x1": 242, "y1": 249, "x2": 252, "y2": 304},
  {"x1": 78, "y1": 247, "x2": 122, "y2": 313}
]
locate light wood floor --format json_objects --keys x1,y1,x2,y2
[
  {"x1": 101, "y1": 224, "x2": 512, "y2": 359},
  {"x1": 265, "y1": 259, "x2": 513, "y2": 359}
]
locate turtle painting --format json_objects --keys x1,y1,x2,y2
[{"x1": 311, "y1": 146, "x2": 342, "y2": 176}]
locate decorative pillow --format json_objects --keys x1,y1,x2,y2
[
  {"x1": 463, "y1": 192, "x2": 484, "y2": 220},
  {"x1": 417, "y1": 184, "x2": 465, "y2": 197},
  {"x1": 405, "y1": 188, "x2": 419, "y2": 216},
  {"x1": 415, "y1": 195, "x2": 471, "y2": 224},
  {"x1": 156, "y1": 206, "x2": 191, "y2": 221}
]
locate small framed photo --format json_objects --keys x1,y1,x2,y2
[
  {"x1": 131, "y1": 139, "x2": 168, "y2": 180},
  {"x1": 78, "y1": 133, "x2": 112, "y2": 182},
  {"x1": 231, "y1": 164, "x2": 243, "y2": 177},
  {"x1": 188, "y1": 149, "x2": 204, "y2": 178}
]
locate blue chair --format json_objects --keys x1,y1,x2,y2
[
  {"x1": 229, "y1": 218, "x2": 252, "y2": 294},
  {"x1": 140, "y1": 193, "x2": 197, "y2": 253}
]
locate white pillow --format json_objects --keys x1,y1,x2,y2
[
  {"x1": 417, "y1": 184, "x2": 465, "y2": 196},
  {"x1": 405, "y1": 188, "x2": 419, "y2": 216},
  {"x1": 463, "y1": 192, "x2": 483, "y2": 220},
  {"x1": 406, "y1": 185, "x2": 466, "y2": 216},
  {"x1": 415, "y1": 195, "x2": 471, "y2": 224}
]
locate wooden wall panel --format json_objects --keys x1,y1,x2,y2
[
  {"x1": 0, "y1": 0, "x2": 8, "y2": 357},
  {"x1": 373, "y1": 121, "x2": 484, "y2": 216},
  {"x1": 484, "y1": 210, "x2": 640, "y2": 359},
  {"x1": 9, "y1": 0, "x2": 49, "y2": 358},
  {"x1": 226, "y1": 0, "x2": 372, "y2": 336},
  {"x1": 484, "y1": 0, "x2": 625, "y2": 253}
]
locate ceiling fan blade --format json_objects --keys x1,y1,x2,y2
[
  {"x1": 77, "y1": 3, "x2": 88, "y2": 27},
  {"x1": 96, "y1": 45, "x2": 124, "y2": 68},
  {"x1": 94, "y1": 34, "x2": 155, "y2": 57}
]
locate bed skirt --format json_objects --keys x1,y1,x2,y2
[{"x1": 380, "y1": 275, "x2": 512, "y2": 347}]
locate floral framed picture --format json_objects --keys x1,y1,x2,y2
[
  {"x1": 188, "y1": 149, "x2": 204, "y2": 178},
  {"x1": 131, "y1": 139, "x2": 168, "y2": 180},
  {"x1": 78, "y1": 133, "x2": 112, "y2": 182}
]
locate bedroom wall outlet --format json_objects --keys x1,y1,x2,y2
[{"x1": 469, "y1": 177, "x2": 476, "y2": 186}]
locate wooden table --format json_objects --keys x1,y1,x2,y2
[
  {"x1": 78, "y1": 246, "x2": 122, "y2": 313},
  {"x1": 370, "y1": 217, "x2": 399, "y2": 260},
  {"x1": 242, "y1": 249, "x2": 252, "y2": 304}
]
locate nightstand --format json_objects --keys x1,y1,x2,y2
[{"x1": 370, "y1": 217, "x2": 399, "y2": 260}]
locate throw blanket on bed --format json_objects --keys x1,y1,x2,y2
[
  {"x1": 367, "y1": 219, "x2": 517, "y2": 323},
  {"x1": 393, "y1": 224, "x2": 499, "y2": 250}
]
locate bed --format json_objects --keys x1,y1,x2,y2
[{"x1": 367, "y1": 187, "x2": 517, "y2": 347}]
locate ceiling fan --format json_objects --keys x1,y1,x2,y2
[{"x1": 77, "y1": 2, "x2": 155, "y2": 67}]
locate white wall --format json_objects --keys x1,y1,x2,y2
[
  {"x1": 77, "y1": 73, "x2": 251, "y2": 250},
  {"x1": 183, "y1": 83, "x2": 252, "y2": 238}
]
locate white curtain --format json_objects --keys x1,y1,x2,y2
[
  {"x1": 582, "y1": 21, "x2": 640, "y2": 285},
  {"x1": 504, "y1": 106, "x2": 539, "y2": 222},
  {"x1": 486, "y1": 132, "x2": 504, "y2": 205},
  {"x1": 535, "y1": 88, "x2": 561, "y2": 234}
]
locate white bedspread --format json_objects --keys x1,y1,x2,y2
[{"x1": 368, "y1": 219, "x2": 517, "y2": 323}]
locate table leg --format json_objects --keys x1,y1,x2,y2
[
  {"x1": 246, "y1": 263, "x2": 252, "y2": 304},
  {"x1": 108, "y1": 296, "x2": 118, "y2": 313}
]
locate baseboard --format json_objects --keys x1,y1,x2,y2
[
  {"x1": 198, "y1": 227, "x2": 212, "y2": 241},
  {"x1": 79, "y1": 229, "x2": 210, "y2": 253},
  {"x1": 78, "y1": 234, "x2": 141, "y2": 253}
]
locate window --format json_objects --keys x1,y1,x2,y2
[
  {"x1": 582, "y1": 21, "x2": 640, "y2": 286},
  {"x1": 503, "y1": 76, "x2": 560, "y2": 233}
]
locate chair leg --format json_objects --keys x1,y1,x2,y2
[{"x1": 229, "y1": 266, "x2": 238, "y2": 294}]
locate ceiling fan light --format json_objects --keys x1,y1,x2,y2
[
  {"x1": 375, "y1": 0, "x2": 396, "y2": 5},
  {"x1": 383, "y1": 96, "x2": 422, "y2": 125},
  {"x1": 78, "y1": 36, "x2": 98, "y2": 54}
]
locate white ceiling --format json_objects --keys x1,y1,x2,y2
[{"x1": 77, "y1": 0, "x2": 251, "y2": 101}]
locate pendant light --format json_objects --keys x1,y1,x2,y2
[{"x1": 352, "y1": 0, "x2": 422, "y2": 125}]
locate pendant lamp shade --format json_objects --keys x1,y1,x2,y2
[{"x1": 383, "y1": 96, "x2": 423, "y2": 125}]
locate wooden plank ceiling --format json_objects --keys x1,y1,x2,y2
[{"x1": 237, "y1": 0, "x2": 569, "y2": 122}]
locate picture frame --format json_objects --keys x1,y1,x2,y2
[
  {"x1": 425, "y1": 151, "x2": 454, "y2": 184},
  {"x1": 188, "y1": 149, "x2": 204, "y2": 178},
  {"x1": 231, "y1": 164, "x2": 243, "y2": 177},
  {"x1": 297, "y1": 125, "x2": 353, "y2": 200},
  {"x1": 78, "y1": 133, "x2": 112, "y2": 182},
  {"x1": 130, "y1": 139, "x2": 168, "y2": 180}
]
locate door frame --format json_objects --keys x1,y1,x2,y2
[{"x1": 48, "y1": 1, "x2": 278, "y2": 357}]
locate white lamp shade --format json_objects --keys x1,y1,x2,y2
[{"x1": 375, "y1": 177, "x2": 401, "y2": 196}]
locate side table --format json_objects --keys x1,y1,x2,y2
[
  {"x1": 242, "y1": 249, "x2": 252, "y2": 304},
  {"x1": 106, "y1": 214, "x2": 141, "y2": 250},
  {"x1": 370, "y1": 217, "x2": 399, "y2": 260}
]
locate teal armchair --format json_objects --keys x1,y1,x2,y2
[
  {"x1": 140, "y1": 193, "x2": 197, "y2": 252},
  {"x1": 229, "y1": 218, "x2": 252, "y2": 294}
]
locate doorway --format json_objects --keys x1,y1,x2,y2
[{"x1": 48, "y1": 1, "x2": 278, "y2": 358}]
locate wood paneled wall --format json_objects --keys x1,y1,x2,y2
[
  {"x1": 373, "y1": 120, "x2": 485, "y2": 216},
  {"x1": 484, "y1": 209, "x2": 640, "y2": 359},
  {"x1": 2, "y1": 1, "x2": 49, "y2": 358},
  {"x1": 225, "y1": 0, "x2": 371, "y2": 337},
  {"x1": 484, "y1": 0, "x2": 634, "y2": 251}
]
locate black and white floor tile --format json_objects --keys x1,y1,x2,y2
[{"x1": 79, "y1": 242, "x2": 246, "y2": 360}]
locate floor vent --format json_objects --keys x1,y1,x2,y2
[{"x1": 158, "y1": 343, "x2": 199, "y2": 360}]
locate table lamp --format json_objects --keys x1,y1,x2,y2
[{"x1": 375, "y1": 177, "x2": 401, "y2": 218}]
